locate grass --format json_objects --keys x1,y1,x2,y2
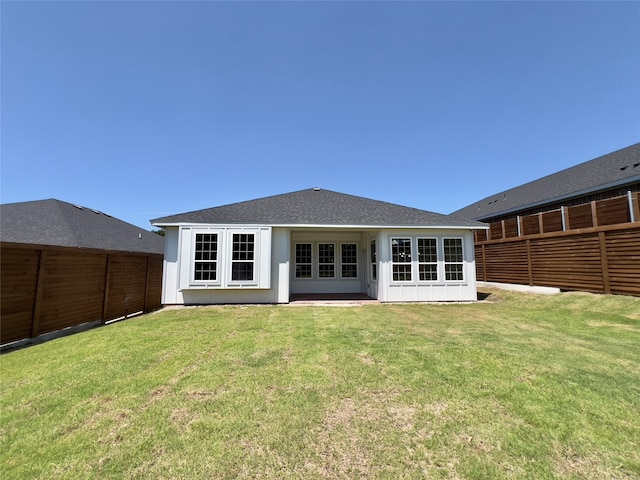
[{"x1": 1, "y1": 288, "x2": 639, "y2": 479}]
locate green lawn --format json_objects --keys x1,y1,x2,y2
[{"x1": 1, "y1": 289, "x2": 639, "y2": 479}]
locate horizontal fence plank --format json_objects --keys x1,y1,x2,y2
[
  {"x1": 1, "y1": 244, "x2": 163, "y2": 345},
  {"x1": 475, "y1": 225, "x2": 640, "y2": 296}
]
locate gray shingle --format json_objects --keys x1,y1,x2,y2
[
  {"x1": 0, "y1": 199, "x2": 164, "y2": 255},
  {"x1": 451, "y1": 143, "x2": 640, "y2": 221},
  {"x1": 151, "y1": 188, "x2": 484, "y2": 228}
]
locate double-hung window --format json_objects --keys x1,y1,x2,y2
[
  {"x1": 187, "y1": 227, "x2": 270, "y2": 289},
  {"x1": 231, "y1": 233, "x2": 255, "y2": 281},
  {"x1": 418, "y1": 238, "x2": 438, "y2": 281},
  {"x1": 444, "y1": 238, "x2": 464, "y2": 281},
  {"x1": 295, "y1": 243, "x2": 312, "y2": 279},
  {"x1": 194, "y1": 233, "x2": 218, "y2": 281},
  {"x1": 318, "y1": 243, "x2": 335, "y2": 278},
  {"x1": 391, "y1": 238, "x2": 412, "y2": 281},
  {"x1": 341, "y1": 243, "x2": 358, "y2": 278}
]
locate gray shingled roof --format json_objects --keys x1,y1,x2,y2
[
  {"x1": 451, "y1": 143, "x2": 640, "y2": 221},
  {"x1": 0, "y1": 199, "x2": 164, "y2": 255},
  {"x1": 151, "y1": 188, "x2": 485, "y2": 228}
]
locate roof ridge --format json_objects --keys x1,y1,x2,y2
[
  {"x1": 451, "y1": 143, "x2": 640, "y2": 219},
  {"x1": 151, "y1": 188, "x2": 484, "y2": 228},
  {"x1": 52, "y1": 199, "x2": 83, "y2": 247}
]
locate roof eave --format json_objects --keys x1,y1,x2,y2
[
  {"x1": 151, "y1": 221, "x2": 487, "y2": 230},
  {"x1": 471, "y1": 175, "x2": 640, "y2": 221}
]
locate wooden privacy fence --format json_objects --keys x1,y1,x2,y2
[
  {"x1": 474, "y1": 192, "x2": 640, "y2": 296},
  {"x1": 1, "y1": 243, "x2": 163, "y2": 345}
]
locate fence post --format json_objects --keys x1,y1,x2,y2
[
  {"x1": 31, "y1": 249, "x2": 47, "y2": 338},
  {"x1": 102, "y1": 255, "x2": 112, "y2": 323},
  {"x1": 598, "y1": 231, "x2": 611, "y2": 294},
  {"x1": 538, "y1": 213, "x2": 544, "y2": 234},
  {"x1": 591, "y1": 200, "x2": 599, "y2": 227},
  {"x1": 526, "y1": 239, "x2": 533, "y2": 286},
  {"x1": 630, "y1": 191, "x2": 639, "y2": 223}
]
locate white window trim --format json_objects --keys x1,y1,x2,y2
[
  {"x1": 227, "y1": 231, "x2": 258, "y2": 286},
  {"x1": 391, "y1": 237, "x2": 413, "y2": 283},
  {"x1": 317, "y1": 242, "x2": 336, "y2": 280},
  {"x1": 417, "y1": 237, "x2": 438, "y2": 283},
  {"x1": 294, "y1": 242, "x2": 313, "y2": 280},
  {"x1": 185, "y1": 227, "x2": 270, "y2": 289},
  {"x1": 340, "y1": 242, "x2": 359, "y2": 279},
  {"x1": 191, "y1": 229, "x2": 223, "y2": 286},
  {"x1": 443, "y1": 237, "x2": 465, "y2": 283}
]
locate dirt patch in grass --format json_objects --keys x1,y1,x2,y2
[
  {"x1": 587, "y1": 321, "x2": 639, "y2": 332},
  {"x1": 302, "y1": 389, "x2": 436, "y2": 478},
  {"x1": 553, "y1": 446, "x2": 637, "y2": 480},
  {"x1": 170, "y1": 408, "x2": 198, "y2": 430},
  {"x1": 357, "y1": 351, "x2": 376, "y2": 365}
]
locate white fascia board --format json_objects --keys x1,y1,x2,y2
[
  {"x1": 151, "y1": 223, "x2": 274, "y2": 228},
  {"x1": 281, "y1": 224, "x2": 488, "y2": 230},
  {"x1": 152, "y1": 222, "x2": 486, "y2": 230}
]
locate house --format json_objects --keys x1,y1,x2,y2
[
  {"x1": 452, "y1": 143, "x2": 640, "y2": 225},
  {"x1": 451, "y1": 143, "x2": 640, "y2": 296},
  {"x1": 150, "y1": 188, "x2": 487, "y2": 304},
  {"x1": 0, "y1": 199, "x2": 165, "y2": 345}
]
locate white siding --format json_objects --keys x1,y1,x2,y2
[
  {"x1": 160, "y1": 225, "x2": 478, "y2": 304},
  {"x1": 162, "y1": 226, "x2": 290, "y2": 304},
  {"x1": 161, "y1": 227, "x2": 180, "y2": 304},
  {"x1": 377, "y1": 229, "x2": 477, "y2": 302}
]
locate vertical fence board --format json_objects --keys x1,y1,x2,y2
[
  {"x1": 567, "y1": 204, "x2": 593, "y2": 229},
  {"x1": 541, "y1": 210, "x2": 563, "y2": 233}
]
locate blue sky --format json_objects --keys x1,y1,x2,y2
[{"x1": 2, "y1": 1, "x2": 639, "y2": 229}]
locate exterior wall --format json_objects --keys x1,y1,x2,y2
[
  {"x1": 377, "y1": 230, "x2": 477, "y2": 302},
  {"x1": 366, "y1": 233, "x2": 379, "y2": 299},
  {"x1": 161, "y1": 225, "x2": 479, "y2": 304},
  {"x1": 162, "y1": 226, "x2": 290, "y2": 304},
  {"x1": 290, "y1": 230, "x2": 366, "y2": 294}
]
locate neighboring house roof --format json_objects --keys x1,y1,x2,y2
[
  {"x1": 451, "y1": 143, "x2": 640, "y2": 221},
  {"x1": 151, "y1": 188, "x2": 485, "y2": 229},
  {"x1": 0, "y1": 199, "x2": 164, "y2": 255}
]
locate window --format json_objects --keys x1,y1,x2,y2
[
  {"x1": 186, "y1": 227, "x2": 271, "y2": 290},
  {"x1": 231, "y1": 233, "x2": 255, "y2": 281},
  {"x1": 318, "y1": 243, "x2": 335, "y2": 278},
  {"x1": 341, "y1": 243, "x2": 358, "y2": 278},
  {"x1": 295, "y1": 243, "x2": 312, "y2": 279},
  {"x1": 418, "y1": 238, "x2": 438, "y2": 281},
  {"x1": 194, "y1": 233, "x2": 218, "y2": 281},
  {"x1": 444, "y1": 238, "x2": 464, "y2": 281},
  {"x1": 370, "y1": 239, "x2": 377, "y2": 281},
  {"x1": 391, "y1": 238, "x2": 412, "y2": 281}
]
